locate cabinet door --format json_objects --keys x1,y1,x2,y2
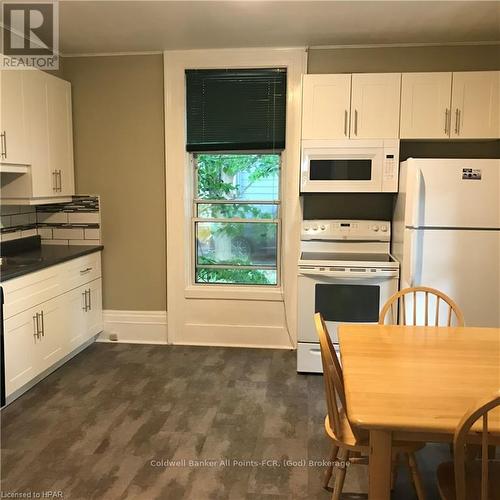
[
  {"x1": 0, "y1": 69, "x2": 30, "y2": 165},
  {"x1": 400, "y1": 73, "x2": 452, "y2": 139},
  {"x1": 62, "y1": 286, "x2": 88, "y2": 352},
  {"x1": 350, "y1": 73, "x2": 401, "y2": 138},
  {"x1": 4, "y1": 305, "x2": 42, "y2": 396},
  {"x1": 62, "y1": 279, "x2": 102, "y2": 352},
  {"x1": 302, "y1": 74, "x2": 351, "y2": 140},
  {"x1": 85, "y1": 278, "x2": 103, "y2": 340},
  {"x1": 37, "y1": 297, "x2": 68, "y2": 371},
  {"x1": 451, "y1": 71, "x2": 500, "y2": 139},
  {"x1": 47, "y1": 75, "x2": 75, "y2": 196},
  {"x1": 23, "y1": 70, "x2": 55, "y2": 197}
]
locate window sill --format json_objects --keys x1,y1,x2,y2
[{"x1": 184, "y1": 285, "x2": 284, "y2": 302}]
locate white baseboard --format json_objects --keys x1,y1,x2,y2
[
  {"x1": 97, "y1": 310, "x2": 168, "y2": 344},
  {"x1": 179, "y1": 323, "x2": 294, "y2": 349}
]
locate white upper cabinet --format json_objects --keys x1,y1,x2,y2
[
  {"x1": 47, "y1": 74, "x2": 75, "y2": 196},
  {"x1": 400, "y1": 73, "x2": 452, "y2": 139},
  {"x1": 302, "y1": 73, "x2": 401, "y2": 140},
  {"x1": 1, "y1": 69, "x2": 75, "y2": 202},
  {"x1": 0, "y1": 69, "x2": 31, "y2": 165},
  {"x1": 451, "y1": 71, "x2": 500, "y2": 139},
  {"x1": 302, "y1": 74, "x2": 351, "y2": 139},
  {"x1": 400, "y1": 71, "x2": 500, "y2": 139},
  {"x1": 23, "y1": 70, "x2": 52, "y2": 197},
  {"x1": 350, "y1": 73, "x2": 401, "y2": 139}
]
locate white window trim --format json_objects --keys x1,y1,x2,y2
[{"x1": 164, "y1": 48, "x2": 306, "y2": 306}]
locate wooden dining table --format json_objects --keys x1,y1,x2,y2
[{"x1": 338, "y1": 324, "x2": 500, "y2": 500}]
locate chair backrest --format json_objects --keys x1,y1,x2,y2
[
  {"x1": 379, "y1": 286, "x2": 465, "y2": 327},
  {"x1": 453, "y1": 392, "x2": 500, "y2": 500},
  {"x1": 314, "y1": 313, "x2": 366, "y2": 442}
]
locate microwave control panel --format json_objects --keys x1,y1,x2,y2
[{"x1": 381, "y1": 143, "x2": 399, "y2": 192}]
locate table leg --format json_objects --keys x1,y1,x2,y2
[{"x1": 369, "y1": 429, "x2": 392, "y2": 500}]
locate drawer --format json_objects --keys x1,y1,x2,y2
[
  {"x1": 59, "y1": 252, "x2": 101, "y2": 293},
  {"x1": 2, "y1": 252, "x2": 102, "y2": 319},
  {"x1": 297, "y1": 342, "x2": 323, "y2": 373},
  {"x1": 3, "y1": 266, "x2": 60, "y2": 319}
]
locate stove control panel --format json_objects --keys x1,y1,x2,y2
[{"x1": 301, "y1": 220, "x2": 390, "y2": 241}]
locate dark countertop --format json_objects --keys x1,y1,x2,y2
[{"x1": 0, "y1": 236, "x2": 103, "y2": 283}]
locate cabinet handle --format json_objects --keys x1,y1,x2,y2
[
  {"x1": 0, "y1": 131, "x2": 6, "y2": 159},
  {"x1": 354, "y1": 109, "x2": 358, "y2": 136},
  {"x1": 80, "y1": 267, "x2": 93, "y2": 275},
  {"x1": 52, "y1": 170, "x2": 58, "y2": 191},
  {"x1": 87, "y1": 289, "x2": 91, "y2": 311},
  {"x1": 58, "y1": 170, "x2": 62, "y2": 192},
  {"x1": 82, "y1": 291, "x2": 87, "y2": 311},
  {"x1": 455, "y1": 108, "x2": 460, "y2": 135},
  {"x1": 444, "y1": 109, "x2": 449, "y2": 135},
  {"x1": 39, "y1": 310, "x2": 44, "y2": 337},
  {"x1": 33, "y1": 315, "x2": 39, "y2": 342},
  {"x1": 344, "y1": 110, "x2": 348, "y2": 136},
  {"x1": 3, "y1": 131, "x2": 7, "y2": 158}
]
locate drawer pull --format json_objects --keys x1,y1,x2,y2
[{"x1": 80, "y1": 267, "x2": 93, "y2": 275}]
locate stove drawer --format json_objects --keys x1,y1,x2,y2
[{"x1": 297, "y1": 342, "x2": 323, "y2": 373}]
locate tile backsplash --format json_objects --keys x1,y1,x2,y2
[
  {"x1": 0, "y1": 206, "x2": 38, "y2": 241},
  {"x1": 0, "y1": 195, "x2": 101, "y2": 245}
]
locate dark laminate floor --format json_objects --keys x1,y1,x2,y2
[{"x1": 1, "y1": 343, "x2": 450, "y2": 499}]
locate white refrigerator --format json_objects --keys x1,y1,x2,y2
[{"x1": 393, "y1": 158, "x2": 500, "y2": 327}]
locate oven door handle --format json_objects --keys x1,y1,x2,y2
[{"x1": 298, "y1": 269, "x2": 399, "y2": 279}]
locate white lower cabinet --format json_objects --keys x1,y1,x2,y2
[
  {"x1": 86, "y1": 278, "x2": 103, "y2": 338},
  {"x1": 64, "y1": 278, "x2": 103, "y2": 351},
  {"x1": 37, "y1": 296, "x2": 66, "y2": 371},
  {"x1": 4, "y1": 305, "x2": 43, "y2": 396},
  {"x1": 3, "y1": 252, "x2": 103, "y2": 399}
]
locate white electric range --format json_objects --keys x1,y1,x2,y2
[{"x1": 297, "y1": 219, "x2": 400, "y2": 373}]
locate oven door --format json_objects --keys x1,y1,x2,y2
[
  {"x1": 298, "y1": 270, "x2": 399, "y2": 347},
  {"x1": 301, "y1": 146, "x2": 384, "y2": 193}
]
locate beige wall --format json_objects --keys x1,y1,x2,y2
[
  {"x1": 60, "y1": 44, "x2": 498, "y2": 312},
  {"x1": 308, "y1": 44, "x2": 500, "y2": 73},
  {"x1": 63, "y1": 55, "x2": 166, "y2": 310}
]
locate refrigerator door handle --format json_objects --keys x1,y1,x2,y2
[
  {"x1": 411, "y1": 167, "x2": 423, "y2": 228},
  {"x1": 409, "y1": 229, "x2": 423, "y2": 288}
]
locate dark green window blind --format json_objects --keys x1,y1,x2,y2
[{"x1": 186, "y1": 68, "x2": 286, "y2": 152}]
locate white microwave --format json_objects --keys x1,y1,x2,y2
[{"x1": 300, "y1": 139, "x2": 399, "y2": 193}]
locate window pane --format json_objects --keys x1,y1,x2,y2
[
  {"x1": 196, "y1": 268, "x2": 277, "y2": 285},
  {"x1": 196, "y1": 154, "x2": 280, "y2": 200},
  {"x1": 197, "y1": 203, "x2": 278, "y2": 219},
  {"x1": 196, "y1": 222, "x2": 277, "y2": 267}
]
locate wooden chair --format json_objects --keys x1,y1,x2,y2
[
  {"x1": 379, "y1": 286, "x2": 465, "y2": 327},
  {"x1": 437, "y1": 393, "x2": 500, "y2": 500},
  {"x1": 315, "y1": 313, "x2": 427, "y2": 500}
]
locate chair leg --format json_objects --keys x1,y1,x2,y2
[
  {"x1": 323, "y1": 444, "x2": 339, "y2": 490},
  {"x1": 332, "y1": 448, "x2": 349, "y2": 500},
  {"x1": 391, "y1": 452, "x2": 399, "y2": 490},
  {"x1": 406, "y1": 452, "x2": 426, "y2": 500}
]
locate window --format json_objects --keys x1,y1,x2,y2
[
  {"x1": 193, "y1": 153, "x2": 280, "y2": 285},
  {"x1": 186, "y1": 67, "x2": 286, "y2": 286}
]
